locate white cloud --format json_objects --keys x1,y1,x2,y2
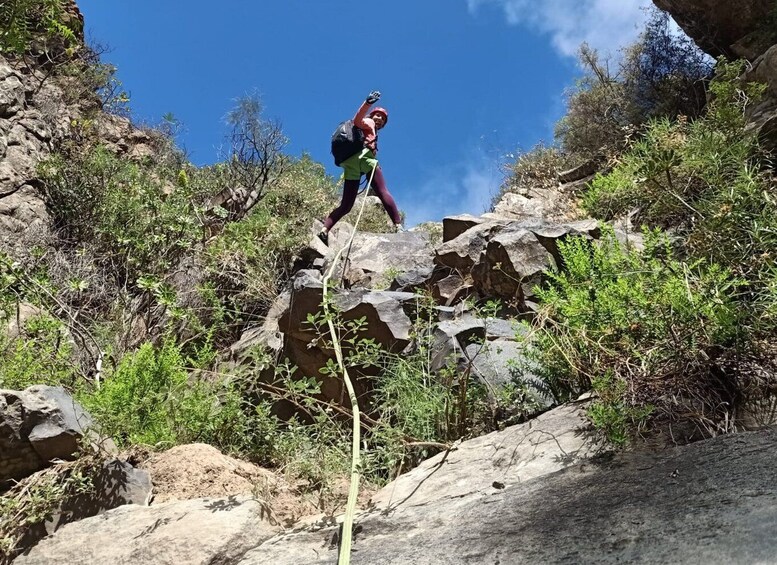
[
  {"x1": 404, "y1": 157, "x2": 501, "y2": 227},
  {"x1": 467, "y1": 0, "x2": 652, "y2": 58}
]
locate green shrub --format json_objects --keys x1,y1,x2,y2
[
  {"x1": 204, "y1": 155, "x2": 337, "y2": 316},
  {"x1": 0, "y1": 0, "x2": 79, "y2": 56},
  {"x1": 39, "y1": 145, "x2": 204, "y2": 285},
  {"x1": 81, "y1": 340, "x2": 251, "y2": 451},
  {"x1": 583, "y1": 60, "x2": 777, "y2": 337},
  {"x1": 533, "y1": 226, "x2": 741, "y2": 442},
  {"x1": 0, "y1": 313, "x2": 76, "y2": 390}
]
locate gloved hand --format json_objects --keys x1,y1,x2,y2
[{"x1": 366, "y1": 90, "x2": 381, "y2": 104}]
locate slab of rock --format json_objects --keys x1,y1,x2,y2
[
  {"x1": 441, "y1": 214, "x2": 491, "y2": 243},
  {"x1": 14, "y1": 458, "x2": 152, "y2": 559},
  {"x1": 16, "y1": 496, "x2": 278, "y2": 565},
  {"x1": 239, "y1": 424, "x2": 777, "y2": 565},
  {"x1": 434, "y1": 221, "x2": 500, "y2": 272},
  {"x1": 337, "y1": 231, "x2": 434, "y2": 290}
]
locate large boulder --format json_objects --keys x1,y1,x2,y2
[
  {"x1": 468, "y1": 219, "x2": 600, "y2": 310},
  {"x1": 434, "y1": 220, "x2": 501, "y2": 272},
  {"x1": 16, "y1": 496, "x2": 278, "y2": 565},
  {"x1": 0, "y1": 386, "x2": 112, "y2": 484},
  {"x1": 463, "y1": 338, "x2": 552, "y2": 417},
  {"x1": 245, "y1": 270, "x2": 418, "y2": 406}
]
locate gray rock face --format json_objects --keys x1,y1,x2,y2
[
  {"x1": 240, "y1": 425, "x2": 777, "y2": 565},
  {"x1": 16, "y1": 496, "x2": 278, "y2": 565},
  {"x1": 438, "y1": 218, "x2": 602, "y2": 310},
  {"x1": 435, "y1": 220, "x2": 501, "y2": 272},
  {"x1": 336, "y1": 230, "x2": 434, "y2": 290},
  {"x1": 463, "y1": 338, "x2": 552, "y2": 416},
  {"x1": 264, "y1": 270, "x2": 417, "y2": 404},
  {"x1": 0, "y1": 386, "x2": 110, "y2": 483},
  {"x1": 0, "y1": 57, "x2": 74, "y2": 246}
]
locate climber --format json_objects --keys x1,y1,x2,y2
[{"x1": 318, "y1": 90, "x2": 403, "y2": 245}]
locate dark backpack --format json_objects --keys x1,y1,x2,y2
[{"x1": 331, "y1": 119, "x2": 365, "y2": 166}]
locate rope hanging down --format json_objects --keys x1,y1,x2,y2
[{"x1": 321, "y1": 163, "x2": 378, "y2": 565}]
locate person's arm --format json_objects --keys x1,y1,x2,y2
[{"x1": 354, "y1": 91, "x2": 380, "y2": 151}]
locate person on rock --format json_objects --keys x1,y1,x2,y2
[{"x1": 318, "y1": 90, "x2": 403, "y2": 245}]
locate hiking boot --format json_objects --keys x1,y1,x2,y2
[
  {"x1": 394, "y1": 223, "x2": 405, "y2": 234},
  {"x1": 317, "y1": 229, "x2": 329, "y2": 245}
]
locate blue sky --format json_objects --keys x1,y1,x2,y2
[{"x1": 76, "y1": 0, "x2": 652, "y2": 226}]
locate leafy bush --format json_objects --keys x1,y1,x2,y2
[
  {"x1": 81, "y1": 340, "x2": 251, "y2": 451},
  {"x1": 204, "y1": 155, "x2": 337, "y2": 318},
  {"x1": 0, "y1": 313, "x2": 76, "y2": 390},
  {"x1": 584, "y1": 61, "x2": 777, "y2": 319},
  {"x1": 0, "y1": 0, "x2": 79, "y2": 57},
  {"x1": 39, "y1": 145, "x2": 204, "y2": 286},
  {"x1": 532, "y1": 227, "x2": 741, "y2": 442}
]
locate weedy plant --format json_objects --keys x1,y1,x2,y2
[{"x1": 530, "y1": 226, "x2": 742, "y2": 444}]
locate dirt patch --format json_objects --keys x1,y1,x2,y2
[
  {"x1": 137, "y1": 443, "x2": 377, "y2": 527},
  {"x1": 138, "y1": 443, "x2": 317, "y2": 526}
]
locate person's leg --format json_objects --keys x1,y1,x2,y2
[
  {"x1": 369, "y1": 166, "x2": 402, "y2": 225},
  {"x1": 323, "y1": 178, "x2": 360, "y2": 231}
]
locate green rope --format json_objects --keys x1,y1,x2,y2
[{"x1": 321, "y1": 163, "x2": 378, "y2": 565}]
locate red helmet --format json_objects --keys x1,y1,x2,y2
[{"x1": 370, "y1": 107, "x2": 388, "y2": 124}]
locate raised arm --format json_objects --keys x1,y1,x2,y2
[{"x1": 353, "y1": 91, "x2": 381, "y2": 151}]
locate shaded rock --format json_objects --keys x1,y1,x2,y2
[
  {"x1": 652, "y1": 0, "x2": 773, "y2": 59},
  {"x1": 229, "y1": 290, "x2": 291, "y2": 363},
  {"x1": 469, "y1": 220, "x2": 602, "y2": 308},
  {"x1": 46, "y1": 459, "x2": 151, "y2": 533},
  {"x1": 388, "y1": 263, "x2": 435, "y2": 293},
  {"x1": 431, "y1": 272, "x2": 471, "y2": 306},
  {"x1": 745, "y1": 44, "x2": 777, "y2": 151},
  {"x1": 0, "y1": 386, "x2": 112, "y2": 484},
  {"x1": 434, "y1": 220, "x2": 500, "y2": 272},
  {"x1": 557, "y1": 157, "x2": 602, "y2": 184},
  {"x1": 428, "y1": 313, "x2": 521, "y2": 373},
  {"x1": 273, "y1": 271, "x2": 416, "y2": 404},
  {"x1": 16, "y1": 496, "x2": 279, "y2": 565},
  {"x1": 463, "y1": 339, "x2": 552, "y2": 417},
  {"x1": 441, "y1": 214, "x2": 489, "y2": 243},
  {"x1": 14, "y1": 458, "x2": 152, "y2": 559},
  {"x1": 471, "y1": 225, "x2": 551, "y2": 305},
  {"x1": 242, "y1": 425, "x2": 777, "y2": 564}
]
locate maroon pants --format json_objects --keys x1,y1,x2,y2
[{"x1": 323, "y1": 167, "x2": 401, "y2": 230}]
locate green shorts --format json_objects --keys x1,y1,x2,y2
[{"x1": 340, "y1": 148, "x2": 379, "y2": 181}]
